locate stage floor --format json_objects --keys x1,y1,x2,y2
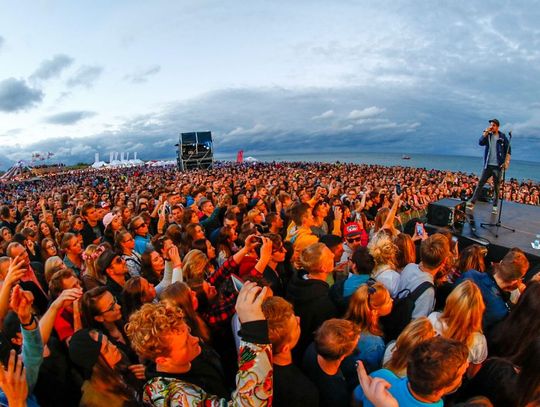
[{"x1": 460, "y1": 200, "x2": 540, "y2": 258}]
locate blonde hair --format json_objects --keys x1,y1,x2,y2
[
  {"x1": 125, "y1": 302, "x2": 186, "y2": 360},
  {"x1": 83, "y1": 244, "x2": 99, "y2": 279},
  {"x1": 262, "y1": 296, "x2": 296, "y2": 354},
  {"x1": 439, "y1": 280, "x2": 485, "y2": 347},
  {"x1": 44, "y1": 256, "x2": 66, "y2": 283},
  {"x1": 299, "y1": 243, "x2": 333, "y2": 274},
  {"x1": 182, "y1": 249, "x2": 209, "y2": 283},
  {"x1": 385, "y1": 317, "x2": 435, "y2": 377},
  {"x1": 394, "y1": 233, "x2": 416, "y2": 270},
  {"x1": 247, "y1": 208, "x2": 261, "y2": 223},
  {"x1": 368, "y1": 233, "x2": 397, "y2": 268},
  {"x1": 345, "y1": 282, "x2": 390, "y2": 336}
]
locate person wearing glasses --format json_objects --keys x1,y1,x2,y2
[
  {"x1": 96, "y1": 250, "x2": 130, "y2": 302},
  {"x1": 129, "y1": 215, "x2": 152, "y2": 255},
  {"x1": 81, "y1": 286, "x2": 137, "y2": 363},
  {"x1": 116, "y1": 230, "x2": 141, "y2": 278},
  {"x1": 340, "y1": 222, "x2": 369, "y2": 264}
]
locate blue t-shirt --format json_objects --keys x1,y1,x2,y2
[
  {"x1": 343, "y1": 274, "x2": 370, "y2": 297},
  {"x1": 355, "y1": 369, "x2": 444, "y2": 407}
]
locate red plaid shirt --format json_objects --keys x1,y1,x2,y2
[{"x1": 201, "y1": 257, "x2": 241, "y2": 327}]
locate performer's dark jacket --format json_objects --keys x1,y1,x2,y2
[{"x1": 479, "y1": 131, "x2": 510, "y2": 169}]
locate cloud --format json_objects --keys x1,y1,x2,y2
[
  {"x1": 0, "y1": 78, "x2": 44, "y2": 112},
  {"x1": 226, "y1": 124, "x2": 267, "y2": 137},
  {"x1": 0, "y1": 36, "x2": 4, "y2": 51},
  {"x1": 44, "y1": 110, "x2": 97, "y2": 125},
  {"x1": 311, "y1": 110, "x2": 335, "y2": 120},
  {"x1": 1, "y1": 80, "x2": 539, "y2": 170},
  {"x1": 124, "y1": 65, "x2": 161, "y2": 84},
  {"x1": 30, "y1": 54, "x2": 74, "y2": 81},
  {"x1": 347, "y1": 106, "x2": 386, "y2": 120},
  {"x1": 66, "y1": 65, "x2": 103, "y2": 88}
]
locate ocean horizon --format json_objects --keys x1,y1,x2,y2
[{"x1": 209, "y1": 151, "x2": 540, "y2": 182}]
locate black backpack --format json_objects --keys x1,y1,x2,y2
[{"x1": 380, "y1": 281, "x2": 434, "y2": 342}]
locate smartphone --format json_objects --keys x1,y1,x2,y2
[
  {"x1": 396, "y1": 183, "x2": 402, "y2": 195},
  {"x1": 416, "y1": 223, "x2": 424, "y2": 236},
  {"x1": 231, "y1": 274, "x2": 244, "y2": 292},
  {"x1": 452, "y1": 236, "x2": 458, "y2": 244}
]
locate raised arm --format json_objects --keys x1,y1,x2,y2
[{"x1": 0, "y1": 255, "x2": 26, "y2": 328}]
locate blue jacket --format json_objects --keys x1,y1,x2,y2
[
  {"x1": 457, "y1": 269, "x2": 510, "y2": 331},
  {"x1": 479, "y1": 131, "x2": 510, "y2": 168}
]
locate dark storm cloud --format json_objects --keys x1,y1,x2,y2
[
  {"x1": 124, "y1": 65, "x2": 161, "y2": 84},
  {"x1": 30, "y1": 54, "x2": 74, "y2": 81},
  {"x1": 66, "y1": 65, "x2": 103, "y2": 88},
  {"x1": 0, "y1": 78, "x2": 44, "y2": 112},
  {"x1": 45, "y1": 111, "x2": 97, "y2": 125}
]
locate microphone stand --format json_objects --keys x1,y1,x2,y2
[{"x1": 480, "y1": 131, "x2": 516, "y2": 238}]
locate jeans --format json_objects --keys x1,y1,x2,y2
[{"x1": 471, "y1": 165, "x2": 501, "y2": 206}]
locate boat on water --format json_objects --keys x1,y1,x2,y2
[{"x1": 402, "y1": 155, "x2": 411, "y2": 160}]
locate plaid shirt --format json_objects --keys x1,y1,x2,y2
[{"x1": 201, "y1": 257, "x2": 241, "y2": 327}]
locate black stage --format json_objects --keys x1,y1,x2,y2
[{"x1": 427, "y1": 200, "x2": 540, "y2": 272}]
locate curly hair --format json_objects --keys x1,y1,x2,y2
[
  {"x1": 368, "y1": 232, "x2": 397, "y2": 268},
  {"x1": 125, "y1": 302, "x2": 186, "y2": 360}
]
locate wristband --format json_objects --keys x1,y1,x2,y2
[{"x1": 20, "y1": 314, "x2": 37, "y2": 328}]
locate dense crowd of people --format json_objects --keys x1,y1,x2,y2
[{"x1": 0, "y1": 161, "x2": 539, "y2": 406}]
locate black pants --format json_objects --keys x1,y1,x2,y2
[{"x1": 471, "y1": 165, "x2": 501, "y2": 206}]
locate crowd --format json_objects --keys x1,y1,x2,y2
[{"x1": 0, "y1": 161, "x2": 538, "y2": 406}]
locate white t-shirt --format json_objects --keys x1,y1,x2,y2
[{"x1": 428, "y1": 312, "x2": 488, "y2": 364}]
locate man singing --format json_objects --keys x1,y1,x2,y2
[{"x1": 467, "y1": 119, "x2": 511, "y2": 214}]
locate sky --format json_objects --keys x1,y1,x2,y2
[{"x1": 0, "y1": 0, "x2": 539, "y2": 170}]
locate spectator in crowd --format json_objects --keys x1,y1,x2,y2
[{"x1": 302, "y1": 319, "x2": 360, "y2": 407}]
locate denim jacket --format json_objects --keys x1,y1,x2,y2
[{"x1": 479, "y1": 131, "x2": 510, "y2": 169}]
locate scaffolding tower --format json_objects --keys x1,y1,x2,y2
[{"x1": 176, "y1": 131, "x2": 214, "y2": 171}]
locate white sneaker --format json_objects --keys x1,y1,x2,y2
[{"x1": 492, "y1": 205, "x2": 498, "y2": 214}]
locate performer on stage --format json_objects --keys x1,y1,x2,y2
[{"x1": 467, "y1": 119, "x2": 511, "y2": 214}]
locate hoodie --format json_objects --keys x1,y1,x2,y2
[
  {"x1": 286, "y1": 270, "x2": 338, "y2": 361},
  {"x1": 285, "y1": 225, "x2": 319, "y2": 268}
]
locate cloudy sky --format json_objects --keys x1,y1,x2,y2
[{"x1": 0, "y1": 0, "x2": 539, "y2": 169}]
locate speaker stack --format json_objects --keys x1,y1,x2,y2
[{"x1": 427, "y1": 198, "x2": 466, "y2": 227}]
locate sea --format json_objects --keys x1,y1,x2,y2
[{"x1": 211, "y1": 151, "x2": 540, "y2": 183}]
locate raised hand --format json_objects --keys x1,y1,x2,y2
[
  {"x1": 9, "y1": 285, "x2": 34, "y2": 325},
  {"x1": 356, "y1": 361, "x2": 398, "y2": 407},
  {"x1": 0, "y1": 350, "x2": 28, "y2": 407},
  {"x1": 52, "y1": 287, "x2": 83, "y2": 310},
  {"x1": 235, "y1": 281, "x2": 267, "y2": 323},
  {"x1": 244, "y1": 235, "x2": 262, "y2": 252},
  {"x1": 5, "y1": 255, "x2": 26, "y2": 287}
]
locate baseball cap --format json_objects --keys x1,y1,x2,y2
[
  {"x1": 69, "y1": 329, "x2": 102, "y2": 371},
  {"x1": 489, "y1": 118, "x2": 500, "y2": 126},
  {"x1": 343, "y1": 222, "x2": 363, "y2": 238},
  {"x1": 102, "y1": 212, "x2": 115, "y2": 229},
  {"x1": 96, "y1": 250, "x2": 117, "y2": 274}
]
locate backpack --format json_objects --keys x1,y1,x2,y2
[{"x1": 380, "y1": 281, "x2": 434, "y2": 342}]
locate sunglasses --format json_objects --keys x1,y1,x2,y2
[
  {"x1": 135, "y1": 223, "x2": 146, "y2": 229},
  {"x1": 346, "y1": 236, "x2": 363, "y2": 244}
]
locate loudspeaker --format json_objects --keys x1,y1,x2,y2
[{"x1": 427, "y1": 198, "x2": 466, "y2": 227}]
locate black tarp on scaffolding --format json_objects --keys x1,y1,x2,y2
[{"x1": 176, "y1": 131, "x2": 214, "y2": 170}]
